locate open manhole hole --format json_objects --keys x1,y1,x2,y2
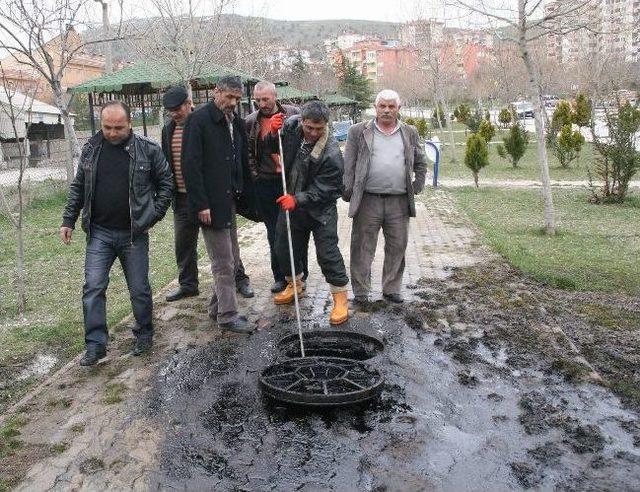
[
  {"x1": 259, "y1": 356, "x2": 384, "y2": 407},
  {"x1": 278, "y1": 331, "x2": 384, "y2": 361}
]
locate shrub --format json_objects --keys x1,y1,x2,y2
[
  {"x1": 453, "y1": 103, "x2": 471, "y2": 124},
  {"x1": 478, "y1": 120, "x2": 496, "y2": 142},
  {"x1": 404, "y1": 116, "x2": 416, "y2": 126},
  {"x1": 496, "y1": 124, "x2": 529, "y2": 168},
  {"x1": 498, "y1": 108, "x2": 512, "y2": 128},
  {"x1": 431, "y1": 103, "x2": 447, "y2": 128},
  {"x1": 554, "y1": 125, "x2": 585, "y2": 168},
  {"x1": 572, "y1": 93, "x2": 592, "y2": 128},
  {"x1": 415, "y1": 118, "x2": 429, "y2": 139},
  {"x1": 465, "y1": 133, "x2": 489, "y2": 188},
  {"x1": 589, "y1": 101, "x2": 640, "y2": 203}
]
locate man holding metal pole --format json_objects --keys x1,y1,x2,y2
[{"x1": 268, "y1": 100, "x2": 350, "y2": 326}]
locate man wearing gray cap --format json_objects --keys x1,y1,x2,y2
[{"x1": 161, "y1": 86, "x2": 199, "y2": 301}]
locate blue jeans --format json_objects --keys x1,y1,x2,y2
[{"x1": 83, "y1": 224, "x2": 153, "y2": 351}]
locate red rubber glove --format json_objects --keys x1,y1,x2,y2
[
  {"x1": 276, "y1": 194, "x2": 297, "y2": 211},
  {"x1": 270, "y1": 113, "x2": 285, "y2": 134}
]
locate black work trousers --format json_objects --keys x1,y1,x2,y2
[
  {"x1": 256, "y1": 176, "x2": 308, "y2": 282},
  {"x1": 275, "y1": 205, "x2": 348, "y2": 287}
]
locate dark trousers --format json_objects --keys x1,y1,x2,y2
[
  {"x1": 83, "y1": 224, "x2": 153, "y2": 351},
  {"x1": 275, "y1": 206, "x2": 348, "y2": 287},
  {"x1": 350, "y1": 193, "x2": 410, "y2": 296},
  {"x1": 173, "y1": 193, "x2": 249, "y2": 289},
  {"x1": 173, "y1": 192, "x2": 199, "y2": 291},
  {"x1": 256, "y1": 177, "x2": 308, "y2": 282}
]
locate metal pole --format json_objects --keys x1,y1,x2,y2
[
  {"x1": 278, "y1": 129, "x2": 305, "y2": 358},
  {"x1": 94, "y1": 0, "x2": 113, "y2": 73},
  {"x1": 140, "y1": 94, "x2": 148, "y2": 137},
  {"x1": 88, "y1": 92, "x2": 96, "y2": 135}
]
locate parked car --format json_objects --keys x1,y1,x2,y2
[
  {"x1": 511, "y1": 100, "x2": 534, "y2": 119},
  {"x1": 332, "y1": 119, "x2": 352, "y2": 142}
]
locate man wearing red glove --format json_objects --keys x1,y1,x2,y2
[
  {"x1": 244, "y1": 84, "x2": 308, "y2": 293},
  {"x1": 267, "y1": 100, "x2": 349, "y2": 325}
]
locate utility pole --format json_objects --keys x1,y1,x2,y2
[{"x1": 94, "y1": 0, "x2": 112, "y2": 73}]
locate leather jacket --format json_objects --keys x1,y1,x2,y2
[{"x1": 61, "y1": 130, "x2": 174, "y2": 239}]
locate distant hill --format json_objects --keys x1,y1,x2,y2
[{"x1": 83, "y1": 14, "x2": 401, "y2": 62}]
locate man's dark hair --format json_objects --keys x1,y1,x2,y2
[
  {"x1": 101, "y1": 100, "x2": 131, "y2": 121},
  {"x1": 216, "y1": 75, "x2": 243, "y2": 92},
  {"x1": 301, "y1": 100, "x2": 330, "y2": 122}
]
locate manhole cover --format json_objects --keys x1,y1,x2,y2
[
  {"x1": 278, "y1": 331, "x2": 384, "y2": 361},
  {"x1": 259, "y1": 356, "x2": 384, "y2": 407}
]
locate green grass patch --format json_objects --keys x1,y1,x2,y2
[
  {"x1": 0, "y1": 186, "x2": 188, "y2": 412},
  {"x1": 49, "y1": 442, "x2": 69, "y2": 454},
  {"x1": 431, "y1": 123, "x2": 596, "y2": 182},
  {"x1": 103, "y1": 383, "x2": 128, "y2": 404},
  {"x1": 445, "y1": 187, "x2": 640, "y2": 296},
  {"x1": 0, "y1": 415, "x2": 28, "y2": 458}
]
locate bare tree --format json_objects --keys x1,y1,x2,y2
[
  {"x1": 446, "y1": 0, "x2": 601, "y2": 235},
  {"x1": 0, "y1": 0, "x2": 122, "y2": 185},
  {"x1": 0, "y1": 61, "x2": 38, "y2": 318},
  {"x1": 130, "y1": 0, "x2": 241, "y2": 91}
]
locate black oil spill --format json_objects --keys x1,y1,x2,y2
[{"x1": 146, "y1": 277, "x2": 640, "y2": 490}]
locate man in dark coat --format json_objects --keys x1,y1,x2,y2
[
  {"x1": 60, "y1": 101, "x2": 174, "y2": 365},
  {"x1": 181, "y1": 75, "x2": 253, "y2": 333},
  {"x1": 245, "y1": 81, "x2": 305, "y2": 293},
  {"x1": 269, "y1": 100, "x2": 349, "y2": 325},
  {"x1": 161, "y1": 86, "x2": 254, "y2": 302}
]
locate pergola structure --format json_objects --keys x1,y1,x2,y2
[
  {"x1": 69, "y1": 61, "x2": 359, "y2": 135},
  {"x1": 68, "y1": 60, "x2": 259, "y2": 136}
]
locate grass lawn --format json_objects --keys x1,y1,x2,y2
[
  {"x1": 0, "y1": 184, "x2": 193, "y2": 411},
  {"x1": 445, "y1": 186, "x2": 640, "y2": 296},
  {"x1": 429, "y1": 121, "x2": 597, "y2": 182}
]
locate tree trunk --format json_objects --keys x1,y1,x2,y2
[
  {"x1": 517, "y1": 3, "x2": 555, "y2": 235},
  {"x1": 473, "y1": 172, "x2": 479, "y2": 188},
  {"x1": 442, "y1": 99, "x2": 457, "y2": 163},
  {"x1": 16, "y1": 217, "x2": 26, "y2": 317},
  {"x1": 52, "y1": 81, "x2": 80, "y2": 186}
]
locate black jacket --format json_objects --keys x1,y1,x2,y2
[
  {"x1": 181, "y1": 103, "x2": 259, "y2": 227},
  {"x1": 61, "y1": 131, "x2": 174, "y2": 239},
  {"x1": 266, "y1": 115, "x2": 344, "y2": 225},
  {"x1": 161, "y1": 119, "x2": 177, "y2": 168}
]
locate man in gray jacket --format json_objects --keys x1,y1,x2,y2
[{"x1": 343, "y1": 89, "x2": 427, "y2": 304}]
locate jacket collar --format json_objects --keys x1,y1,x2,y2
[{"x1": 309, "y1": 125, "x2": 329, "y2": 161}]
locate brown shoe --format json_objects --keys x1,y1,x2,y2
[
  {"x1": 329, "y1": 291, "x2": 349, "y2": 325},
  {"x1": 273, "y1": 279, "x2": 305, "y2": 305}
]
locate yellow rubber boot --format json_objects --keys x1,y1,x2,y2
[
  {"x1": 273, "y1": 278, "x2": 304, "y2": 305},
  {"x1": 329, "y1": 291, "x2": 349, "y2": 325}
]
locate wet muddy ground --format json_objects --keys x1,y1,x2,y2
[
  {"x1": 145, "y1": 262, "x2": 640, "y2": 491},
  {"x1": 4, "y1": 196, "x2": 640, "y2": 491}
]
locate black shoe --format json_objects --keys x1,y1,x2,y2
[
  {"x1": 353, "y1": 295, "x2": 370, "y2": 305},
  {"x1": 219, "y1": 316, "x2": 255, "y2": 334},
  {"x1": 166, "y1": 287, "x2": 199, "y2": 302},
  {"x1": 133, "y1": 337, "x2": 153, "y2": 356},
  {"x1": 237, "y1": 283, "x2": 255, "y2": 298},
  {"x1": 270, "y1": 280, "x2": 287, "y2": 293},
  {"x1": 79, "y1": 349, "x2": 106, "y2": 366},
  {"x1": 383, "y1": 293, "x2": 404, "y2": 304}
]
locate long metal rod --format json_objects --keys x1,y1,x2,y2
[{"x1": 278, "y1": 129, "x2": 305, "y2": 358}]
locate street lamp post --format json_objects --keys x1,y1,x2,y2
[{"x1": 94, "y1": 0, "x2": 112, "y2": 73}]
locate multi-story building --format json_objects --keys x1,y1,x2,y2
[
  {"x1": 323, "y1": 33, "x2": 369, "y2": 54},
  {"x1": 545, "y1": 0, "x2": 639, "y2": 63},
  {"x1": 399, "y1": 19, "x2": 445, "y2": 47},
  {"x1": 341, "y1": 39, "x2": 419, "y2": 85}
]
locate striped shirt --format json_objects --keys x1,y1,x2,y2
[{"x1": 171, "y1": 124, "x2": 186, "y2": 193}]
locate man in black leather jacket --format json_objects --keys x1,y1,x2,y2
[
  {"x1": 60, "y1": 101, "x2": 174, "y2": 366},
  {"x1": 268, "y1": 100, "x2": 350, "y2": 326}
]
